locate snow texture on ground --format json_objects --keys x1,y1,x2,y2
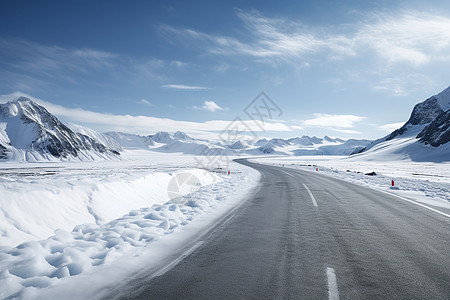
[{"x1": 0, "y1": 152, "x2": 260, "y2": 299}]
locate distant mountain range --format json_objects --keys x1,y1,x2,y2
[
  {"x1": 101, "y1": 131, "x2": 371, "y2": 157},
  {"x1": 0, "y1": 97, "x2": 370, "y2": 161},
  {"x1": 243, "y1": 136, "x2": 370, "y2": 156},
  {"x1": 354, "y1": 85, "x2": 450, "y2": 162},
  {"x1": 1, "y1": 87, "x2": 449, "y2": 162}
]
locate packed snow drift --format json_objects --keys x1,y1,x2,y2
[{"x1": 0, "y1": 153, "x2": 260, "y2": 299}]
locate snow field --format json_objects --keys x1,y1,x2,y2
[
  {"x1": 0, "y1": 158, "x2": 260, "y2": 299},
  {"x1": 0, "y1": 168, "x2": 216, "y2": 248}
]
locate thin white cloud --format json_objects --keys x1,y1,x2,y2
[
  {"x1": 355, "y1": 12, "x2": 450, "y2": 67},
  {"x1": 138, "y1": 99, "x2": 153, "y2": 107},
  {"x1": 373, "y1": 73, "x2": 435, "y2": 96},
  {"x1": 290, "y1": 125, "x2": 304, "y2": 130},
  {"x1": 303, "y1": 113, "x2": 365, "y2": 128},
  {"x1": 194, "y1": 100, "x2": 224, "y2": 112},
  {"x1": 0, "y1": 38, "x2": 168, "y2": 90},
  {"x1": 0, "y1": 92, "x2": 290, "y2": 136},
  {"x1": 161, "y1": 84, "x2": 209, "y2": 90},
  {"x1": 160, "y1": 10, "x2": 450, "y2": 67},
  {"x1": 215, "y1": 63, "x2": 230, "y2": 73},
  {"x1": 159, "y1": 15, "x2": 330, "y2": 61},
  {"x1": 0, "y1": 39, "x2": 117, "y2": 76},
  {"x1": 169, "y1": 60, "x2": 188, "y2": 67},
  {"x1": 131, "y1": 59, "x2": 166, "y2": 82},
  {"x1": 378, "y1": 122, "x2": 404, "y2": 132},
  {"x1": 330, "y1": 128, "x2": 361, "y2": 134}
]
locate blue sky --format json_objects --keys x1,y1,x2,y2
[{"x1": 1, "y1": 0, "x2": 450, "y2": 140}]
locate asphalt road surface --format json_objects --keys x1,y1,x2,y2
[{"x1": 113, "y1": 159, "x2": 450, "y2": 300}]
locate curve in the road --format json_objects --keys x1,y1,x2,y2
[{"x1": 112, "y1": 159, "x2": 450, "y2": 300}]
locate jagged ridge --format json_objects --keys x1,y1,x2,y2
[{"x1": 0, "y1": 97, "x2": 120, "y2": 160}]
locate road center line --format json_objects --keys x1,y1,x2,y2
[
  {"x1": 327, "y1": 267, "x2": 340, "y2": 300},
  {"x1": 281, "y1": 170, "x2": 295, "y2": 178},
  {"x1": 303, "y1": 183, "x2": 318, "y2": 207},
  {"x1": 279, "y1": 169, "x2": 318, "y2": 207}
]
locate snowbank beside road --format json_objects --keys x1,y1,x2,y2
[
  {"x1": 0, "y1": 158, "x2": 260, "y2": 299},
  {"x1": 0, "y1": 167, "x2": 216, "y2": 248}
]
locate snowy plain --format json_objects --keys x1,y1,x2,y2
[{"x1": 0, "y1": 151, "x2": 260, "y2": 299}]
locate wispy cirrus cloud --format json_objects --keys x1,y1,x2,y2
[
  {"x1": 355, "y1": 12, "x2": 450, "y2": 67},
  {"x1": 372, "y1": 73, "x2": 435, "y2": 96},
  {"x1": 0, "y1": 38, "x2": 170, "y2": 92},
  {"x1": 159, "y1": 9, "x2": 450, "y2": 67},
  {"x1": 161, "y1": 84, "x2": 209, "y2": 90},
  {"x1": 158, "y1": 14, "x2": 333, "y2": 61},
  {"x1": 138, "y1": 99, "x2": 154, "y2": 107},
  {"x1": 158, "y1": 9, "x2": 450, "y2": 96},
  {"x1": 0, "y1": 39, "x2": 117, "y2": 77}
]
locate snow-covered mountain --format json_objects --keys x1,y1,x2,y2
[
  {"x1": 68, "y1": 123, "x2": 122, "y2": 153},
  {"x1": 111, "y1": 131, "x2": 234, "y2": 156},
  {"x1": 103, "y1": 131, "x2": 206, "y2": 153},
  {"x1": 103, "y1": 128, "x2": 368, "y2": 157},
  {"x1": 287, "y1": 136, "x2": 316, "y2": 146},
  {"x1": 318, "y1": 139, "x2": 372, "y2": 155},
  {"x1": 417, "y1": 110, "x2": 450, "y2": 147},
  {"x1": 415, "y1": 87, "x2": 450, "y2": 147},
  {"x1": 241, "y1": 136, "x2": 371, "y2": 156},
  {"x1": 173, "y1": 131, "x2": 193, "y2": 141},
  {"x1": 0, "y1": 97, "x2": 120, "y2": 161},
  {"x1": 104, "y1": 132, "x2": 155, "y2": 149},
  {"x1": 0, "y1": 96, "x2": 373, "y2": 161},
  {"x1": 255, "y1": 138, "x2": 268, "y2": 146},
  {"x1": 227, "y1": 140, "x2": 247, "y2": 149},
  {"x1": 357, "y1": 86, "x2": 450, "y2": 161},
  {"x1": 324, "y1": 135, "x2": 345, "y2": 143},
  {"x1": 150, "y1": 131, "x2": 174, "y2": 143},
  {"x1": 267, "y1": 138, "x2": 291, "y2": 147}
]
